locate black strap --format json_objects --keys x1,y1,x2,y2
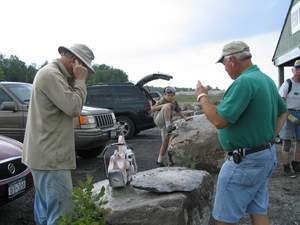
[
  {"x1": 287, "y1": 78, "x2": 292, "y2": 95},
  {"x1": 228, "y1": 140, "x2": 274, "y2": 156}
]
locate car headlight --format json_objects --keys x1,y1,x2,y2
[
  {"x1": 79, "y1": 115, "x2": 97, "y2": 129},
  {"x1": 111, "y1": 113, "x2": 117, "y2": 124}
]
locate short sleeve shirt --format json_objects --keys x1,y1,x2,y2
[
  {"x1": 216, "y1": 65, "x2": 287, "y2": 151},
  {"x1": 279, "y1": 79, "x2": 300, "y2": 110}
]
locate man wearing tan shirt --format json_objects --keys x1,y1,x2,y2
[{"x1": 22, "y1": 44, "x2": 95, "y2": 225}]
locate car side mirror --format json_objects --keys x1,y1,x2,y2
[{"x1": 0, "y1": 101, "x2": 17, "y2": 111}]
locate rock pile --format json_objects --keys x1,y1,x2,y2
[{"x1": 168, "y1": 115, "x2": 225, "y2": 173}]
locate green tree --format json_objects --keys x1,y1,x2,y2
[
  {"x1": 87, "y1": 64, "x2": 129, "y2": 85},
  {"x1": 1, "y1": 55, "x2": 27, "y2": 82},
  {"x1": 25, "y1": 64, "x2": 38, "y2": 83},
  {"x1": 0, "y1": 55, "x2": 38, "y2": 83},
  {"x1": 0, "y1": 54, "x2": 6, "y2": 80},
  {"x1": 0, "y1": 67, "x2": 5, "y2": 80}
]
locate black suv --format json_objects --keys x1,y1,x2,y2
[{"x1": 85, "y1": 73, "x2": 173, "y2": 138}]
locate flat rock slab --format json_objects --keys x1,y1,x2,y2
[
  {"x1": 131, "y1": 167, "x2": 208, "y2": 193},
  {"x1": 93, "y1": 167, "x2": 214, "y2": 225}
]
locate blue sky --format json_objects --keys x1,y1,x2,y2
[
  {"x1": 0, "y1": 0, "x2": 292, "y2": 89},
  {"x1": 189, "y1": 0, "x2": 289, "y2": 42}
]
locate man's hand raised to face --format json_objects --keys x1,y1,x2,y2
[{"x1": 72, "y1": 59, "x2": 88, "y2": 80}]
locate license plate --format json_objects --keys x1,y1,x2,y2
[{"x1": 8, "y1": 178, "x2": 26, "y2": 198}]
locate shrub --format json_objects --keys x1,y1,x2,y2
[{"x1": 58, "y1": 176, "x2": 108, "y2": 225}]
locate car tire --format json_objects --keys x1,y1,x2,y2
[
  {"x1": 76, "y1": 147, "x2": 103, "y2": 158},
  {"x1": 117, "y1": 116, "x2": 135, "y2": 139}
]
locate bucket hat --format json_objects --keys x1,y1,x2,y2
[{"x1": 58, "y1": 43, "x2": 95, "y2": 74}]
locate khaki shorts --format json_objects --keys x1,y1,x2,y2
[
  {"x1": 154, "y1": 111, "x2": 168, "y2": 140},
  {"x1": 154, "y1": 110, "x2": 177, "y2": 140},
  {"x1": 153, "y1": 110, "x2": 166, "y2": 129}
]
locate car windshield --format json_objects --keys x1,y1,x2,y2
[{"x1": 3, "y1": 83, "x2": 32, "y2": 103}]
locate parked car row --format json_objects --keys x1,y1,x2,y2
[
  {"x1": 86, "y1": 73, "x2": 172, "y2": 138},
  {"x1": 0, "y1": 81, "x2": 118, "y2": 158},
  {"x1": 0, "y1": 73, "x2": 173, "y2": 207}
]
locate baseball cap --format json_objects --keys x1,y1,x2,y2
[
  {"x1": 217, "y1": 41, "x2": 251, "y2": 63},
  {"x1": 164, "y1": 86, "x2": 176, "y2": 94},
  {"x1": 294, "y1": 59, "x2": 300, "y2": 68}
]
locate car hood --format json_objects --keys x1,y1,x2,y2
[
  {"x1": 81, "y1": 106, "x2": 112, "y2": 116},
  {"x1": 135, "y1": 73, "x2": 173, "y2": 87},
  {"x1": 0, "y1": 135, "x2": 22, "y2": 161}
]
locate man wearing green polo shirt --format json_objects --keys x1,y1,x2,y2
[{"x1": 195, "y1": 41, "x2": 287, "y2": 225}]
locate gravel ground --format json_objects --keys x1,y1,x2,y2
[{"x1": 0, "y1": 128, "x2": 299, "y2": 225}]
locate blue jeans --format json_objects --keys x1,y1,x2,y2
[
  {"x1": 30, "y1": 169, "x2": 73, "y2": 225},
  {"x1": 213, "y1": 145, "x2": 277, "y2": 223}
]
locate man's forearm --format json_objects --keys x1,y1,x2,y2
[
  {"x1": 275, "y1": 112, "x2": 288, "y2": 135},
  {"x1": 199, "y1": 96, "x2": 228, "y2": 129}
]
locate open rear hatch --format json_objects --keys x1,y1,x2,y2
[
  {"x1": 135, "y1": 73, "x2": 173, "y2": 87},
  {"x1": 135, "y1": 73, "x2": 173, "y2": 104}
]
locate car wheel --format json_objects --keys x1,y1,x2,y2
[
  {"x1": 76, "y1": 147, "x2": 103, "y2": 158},
  {"x1": 117, "y1": 116, "x2": 135, "y2": 139}
]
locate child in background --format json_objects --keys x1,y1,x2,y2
[{"x1": 151, "y1": 86, "x2": 190, "y2": 166}]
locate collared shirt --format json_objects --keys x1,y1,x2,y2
[
  {"x1": 22, "y1": 59, "x2": 87, "y2": 170},
  {"x1": 216, "y1": 65, "x2": 287, "y2": 151}
]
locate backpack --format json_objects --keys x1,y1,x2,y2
[{"x1": 287, "y1": 78, "x2": 292, "y2": 95}]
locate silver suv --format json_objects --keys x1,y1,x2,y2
[{"x1": 0, "y1": 81, "x2": 117, "y2": 158}]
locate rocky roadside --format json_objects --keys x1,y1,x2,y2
[{"x1": 0, "y1": 131, "x2": 299, "y2": 224}]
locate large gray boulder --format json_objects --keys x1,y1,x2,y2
[
  {"x1": 168, "y1": 115, "x2": 225, "y2": 173},
  {"x1": 93, "y1": 167, "x2": 214, "y2": 225}
]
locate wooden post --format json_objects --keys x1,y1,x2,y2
[{"x1": 278, "y1": 66, "x2": 284, "y2": 87}]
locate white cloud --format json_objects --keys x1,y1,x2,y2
[
  {"x1": 0, "y1": 1, "x2": 285, "y2": 90},
  {"x1": 0, "y1": 0, "x2": 199, "y2": 63},
  {"x1": 104, "y1": 31, "x2": 282, "y2": 90}
]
